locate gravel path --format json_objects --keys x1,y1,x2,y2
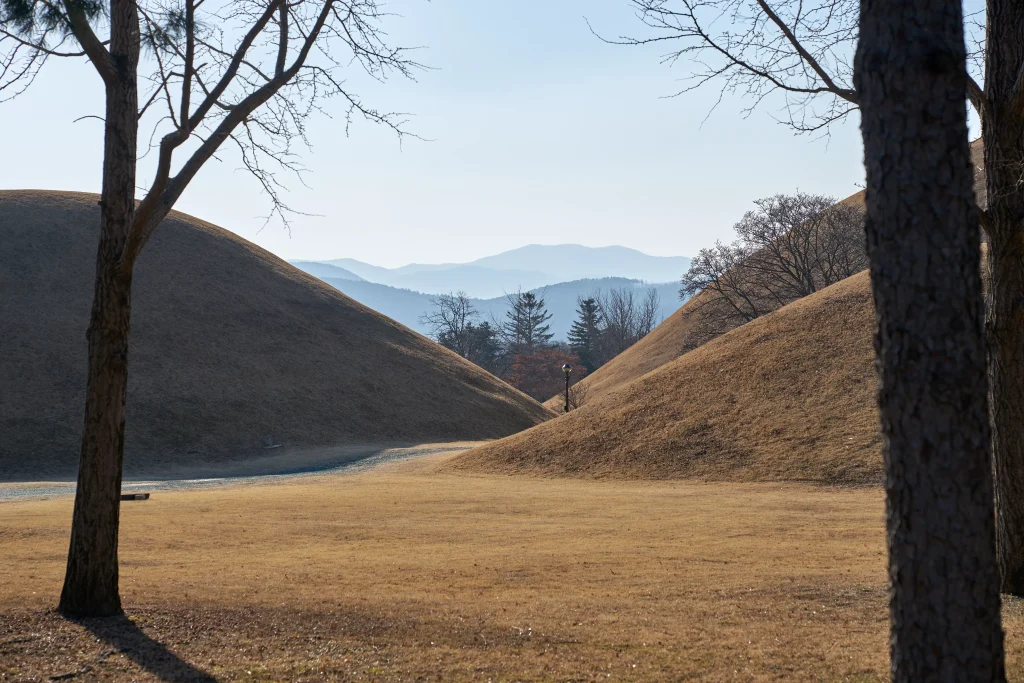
[{"x1": 0, "y1": 444, "x2": 472, "y2": 502}]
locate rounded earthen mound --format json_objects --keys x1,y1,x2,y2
[
  {"x1": 0, "y1": 191, "x2": 552, "y2": 480},
  {"x1": 548, "y1": 139, "x2": 982, "y2": 412},
  {"x1": 453, "y1": 271, "x2": 881, "y2": 484}
]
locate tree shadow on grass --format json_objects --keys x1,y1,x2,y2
[{"x1": 80, "y1": 614, "x2": 216, "y2": 682}]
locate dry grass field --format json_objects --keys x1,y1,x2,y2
[{"x1": 4, "y1": 450, "x2": 1023, "y2": 681}]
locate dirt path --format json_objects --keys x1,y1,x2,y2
[{"x1": 0, "y1": 442, "x2": 476, "y2": 502}]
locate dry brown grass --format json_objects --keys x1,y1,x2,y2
[
  {"x1": 457, "y1": 271, "x2": 880, "y2": 484},
  {"x1": 542, "y1": 289, "x2": 709, "y2": 413},
  {"x1": 8, "y1": 452, "x2": 1024, "y2": 681},
  {"x1": 546, "y1": 140, "x2": 985, "y2": 414},
  {"x1": 0, "y1": 191, "x2": 552, "y2": 480}
]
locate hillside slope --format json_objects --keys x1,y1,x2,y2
[
  {"x1": 546, "y1": 139, "x2": 984, "y2": 411},
  {"x1": 453, "y1": 271, "x2": 880, "y2": 484},
  {"x1": 543, "y1": 291, "x2": 704, "y2": 411},
  {"x1": 0, "y1": 191, "x2": 553, "y2": 480}
]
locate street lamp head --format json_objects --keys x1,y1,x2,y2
[{"x1": 562, "y1": 363, "x2": 572, "y2": 374}]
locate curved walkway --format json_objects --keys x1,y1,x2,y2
[{"x1": 0, "y1": 443, "x2": 474, "y2": 502}]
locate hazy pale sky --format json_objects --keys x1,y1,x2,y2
[{"x1": 0, "y1": 0, "x2": 870, "y2": 268}]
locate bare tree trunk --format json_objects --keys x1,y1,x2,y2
[
  {"x1": 855, "y1": 0, "x2": 1005, "y2": 678},
  {"x1": 989, "y1": 229, "x2": 1024, "y2": 595},
  {"x1": 58, "y1": 0, "x2": 140, "y2": 618},
  {"x1": 983, "y1": 0, "x2": 1024, "y2": 596}
]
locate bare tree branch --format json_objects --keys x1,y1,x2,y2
[
  {"x1": 609, "y1": 0, "x2": 991, "y2": 131},
  {"x1": 275, "y1": 0, "x2": 287, "y2": 76},
  {"x1": 967, "y1": 74, "x2": 988, "y2": 119},
  {"x1": 597, "y1": 0, "x2": 859, "y2": 131},
  {"x1": 2, "y1": 0, "x2": 423, "y2": 275},
  {"x1": 0, "y1": 26, "x2": 98, "y2": 55},
  {"x1": 681, "y1": 192, "x2": 867, "y2": 347},
  {"x1": 754, "y1": 0, "x2": 857, "y2": 103}
]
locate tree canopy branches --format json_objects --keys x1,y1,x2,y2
[
  {"x1": 603, "y1": 0, "x2": 858, "y2": 131},
  {"x1": 0, "y1": 0, "x2": 423, "y2": 251},
  {"x1": 0, "y1": 0, "x2": 421, "y2": 616},
  {"x1": 681, "y1": 192, "x2": 866, "y2": 347},
  {"x1": 604, "y1": 0, "x2": 985, "y2": 131}
]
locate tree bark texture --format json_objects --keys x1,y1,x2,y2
[
  {"x1": 983, "y1": 0, "x2": 1024, "y2": 596},
  {"x1": 58, "y1": 0, "x2": 141, "y2": 618},
  {"x1": 855, "y1": 0, "x2": 1005, "y2": 679}
]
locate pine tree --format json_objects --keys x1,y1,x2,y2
[
  {"x1": 465, "y1": 322, "x2": 501, "y2": 374},
  {"x1": 568, "y1": 297, "x2": 602, "y2": 372},
  {"x1": 502, "y1": 290, "x2": 553, "y2": 354}
]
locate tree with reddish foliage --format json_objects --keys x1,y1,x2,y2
[{"x1": 507, "y1": 349, "x2": 587, "y2": 403}]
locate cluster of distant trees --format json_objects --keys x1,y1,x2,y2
[
  {"x1": 421, "y1": 287, "x2": 662, "y2": 402},
  {"x1": 679, "y1": 192, "x2": 868, "y2": 351},
  {"x1": 567, "y1": 289, "x2": 660, "y2": 372},
  {"x1": 422, "y1": 191, "x2": 865, "y2": 403}
]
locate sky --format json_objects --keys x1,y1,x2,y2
[{"x1": 0, "y1": 0, "x2": 871, "y2": 268}]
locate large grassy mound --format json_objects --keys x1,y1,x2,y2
[
  {"x1": 0, "y1": 191, "x2": 552, "y2": 479},
  {"x1": 545, "y1": 140, "x2": 983, "y2": 412},
  {"x1": 452, "y1": 271, "x2": 881, "y2": 484}
]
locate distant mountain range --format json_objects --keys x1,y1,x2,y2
[
  {"x1": 469, "y1": 244, "x2": 691, "y2": 283},
  {"x1": 290, "y1": 244, "x2": 691, "y2": 340},
  {"x1": 297, "y1": 244, "x2": 691, "y2": 299},
  {"x1": 290, "y1": 261, "x2": 363, "y2": 282}
]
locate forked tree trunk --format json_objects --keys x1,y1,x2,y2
[
  {"x1": 855, "y1": 0, "x2": 1005, "y2": 678},
  {"x1": 58, "y1": 0, "x2": 140, "y2": 618},
  {"x1": 983, "y1": 0, "x2": 1024, "y2": 596}
]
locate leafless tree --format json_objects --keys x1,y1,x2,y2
[
  {"x1": 596, "y1": 287, "x2": 638, "y2": 356},
  {"x1": 679, "y1": 242, "x2": 770, "y2": 346},
  {"x1": 594, "y1": 286, "x2": 662, "y2": 361},
  {"x1": 604, "y1": 0, "x2": 861, "y2": 132},
  {"x1": 612, "y1": 0, "x2": 1024, "y2": 595},
  {"x1": 638, "y1": 287, "x2": 661, "y2": 338},
  {"x1": 420, "y1": 292, "x2": 479, "y2": 358},
  {"x1": 681, "y1": 192, "x2": 865, "y2": 345},
  {"x1": 734, "y1": 194, "x2": 867, "y2": 296},
  {"x1": 1, "y1": 0, "x2": 420, "y2": 616}
]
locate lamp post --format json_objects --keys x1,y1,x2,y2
[{"x1": 562, "y1": 363, "x2": 572, "y2": 413}]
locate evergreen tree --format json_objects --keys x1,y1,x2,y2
[
  {"x1": 465, "y1": 322, "x2": 501, "y2": 375},
  {"x1": 568, "y1": 297, "x2": 602, "y2": 372},
  {"x1": 501, "y1": 290, "x2": 553, "y2": 354}
]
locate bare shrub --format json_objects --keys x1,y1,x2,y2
[{"x1": 567, "y1": 379, "x2": 590, "y2": 410}]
